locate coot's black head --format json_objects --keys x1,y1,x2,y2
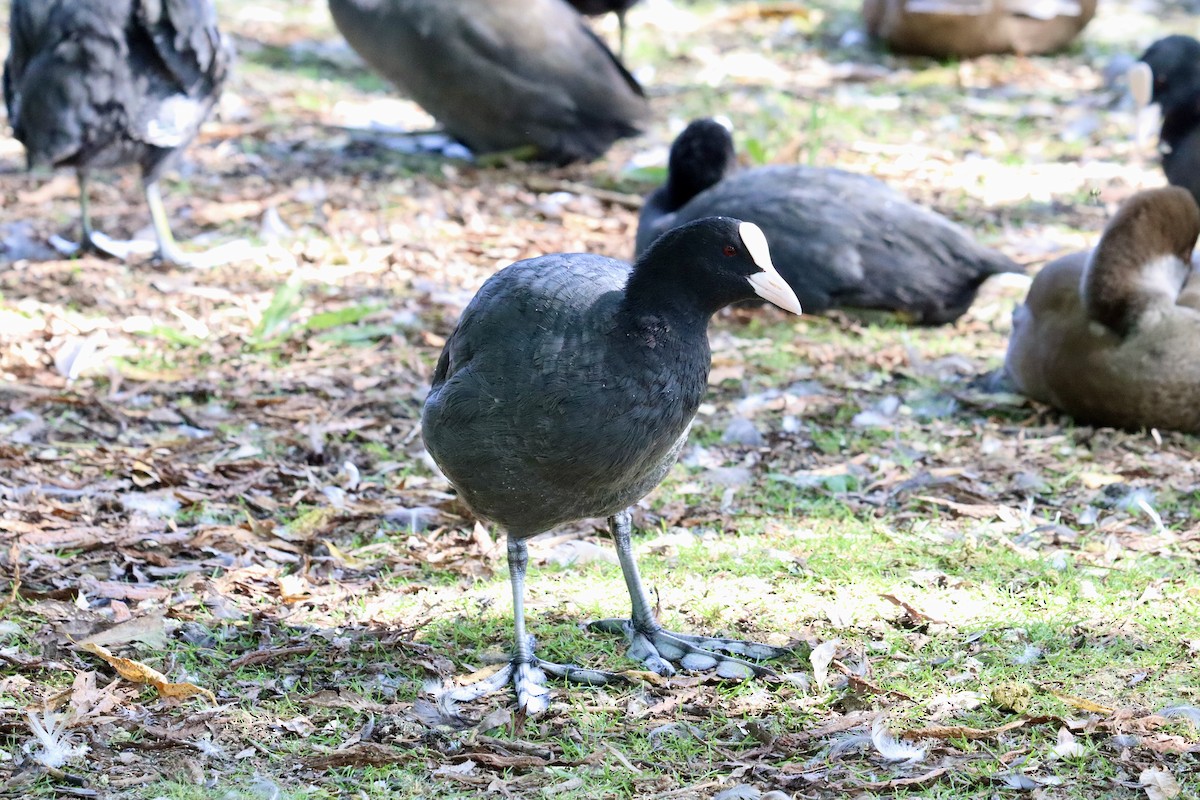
[
  {"x1": 1136, "y1": 35, "x2": 1200, "y2": 110},
  {"x1": 626, "y1": 216, "x2": 802, "y2": 317},
  {"x1": 566, "y1": 0, "x2": 640, "y2": 14},
  {"x1": 664, "y1": 118, "x2": 738, "y2": 211}
]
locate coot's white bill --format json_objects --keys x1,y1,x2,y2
[{"x1": 740, "y1": 221, "x2": 803, "y2": 316}]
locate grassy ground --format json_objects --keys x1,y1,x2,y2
[{"x1": 1, "y1": 0, "x2": 1198, "y2": 797}]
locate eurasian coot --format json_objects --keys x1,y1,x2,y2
[
  {"x1": 3, "y1": 0, "x2": 230, "y2": 265},
  {"x1": 327, "y1": 0, "x2": 649, "y2": 165},
  {"x1": 1005, "y1": 187, "x2": 1200, "y2": 433},
  {"x1": 421, "y1": 217, "x2": 802, "y2": 713},
  {"x1": 1128, "y1": 35, "x2": 1200, "y2": 206},
  {"x1": 636, "y1": 119, "x2": 1020, "y2": 325}
]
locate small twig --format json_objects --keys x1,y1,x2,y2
[
  {"x1": 651, "y1": 780, "x2": 725, "y2": 798},
  {"x1": 522, "y1": 176, "x2": 644, "y2": 210},
  {"x1": 602, "y1": 742, "x2": 642, "y2": 774},
  {"x1": 475, "y1": 735, "x2": 552, "y2": 760}
]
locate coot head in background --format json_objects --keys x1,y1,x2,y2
[
  {"x1": 637, "y1": 119, "x2": 1020, "y2": 325},
  {"x1": 3, "y1": 0, "x2": 231, "y2": 265},
  {"x1": 421, "y1": 217, "x2": 800, "y2": 713},
  {"x1": 1129, "y1": 35, "x2": 1200, "y2": 206},
  {"x1": 328, "y1": 0, "x2": 649, "y2": 165},
  {"x1": 1005, "y1": 186, "x2": 1200, "y2": 433}
]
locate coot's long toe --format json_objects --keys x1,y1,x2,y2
[
  {"x1": 637, "y1": 119, "x2": 1021, "y2": 325},
  {"x1": 421, "y1": 217, "x2": 802, "y2": 713}
]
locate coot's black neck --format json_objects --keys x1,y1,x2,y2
[
  {"x1": 619, "y1": 266, "x2": 733, "y2": 333},
  {"x1": 1161, "y1": 94, "x2": 1200, "y2": 156}
]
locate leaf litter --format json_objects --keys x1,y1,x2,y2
[{"x1": 0, "y1": 0, "x2": 1199, "y2": 797}]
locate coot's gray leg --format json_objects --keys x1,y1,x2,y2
[
  {"x1": 57, "y1": 170, "x2": 160, "y2": 262},
  {"x1": 616, "y1": 9, "x2": 628, "y2": 59},
  {"x1": 438, "y1": 536, "x2": 613, "y2": 714},
  {"x1": 78, "y1": 169, "x2": 97, "y2": 251},
  {"x1": 144, "y1": 177, "x2": 191, "y2": 267},
  {"x1": 590, "y1": 510, "x2": 789, "y2": 679}
]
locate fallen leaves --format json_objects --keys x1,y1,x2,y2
[
  {"x1": 78, "y1": 642, "x2": 216, "y2": 704},
  {"x1": 1140, "y1": 767, "x2": 1182, "y2": 800}
]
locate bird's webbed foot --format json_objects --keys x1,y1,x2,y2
[{"x1": 589, "y1": 617, "x2": 788, "y2": 679}]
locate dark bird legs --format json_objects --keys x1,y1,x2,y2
[
  {"x1": 441, "y1": 510, "x2": 787, "y2": 714},
  {"x1": 69, "y1": 169, "x2": 190, "y2": 266},
  {"x1": 439, "y1": 537, "x2": 611, "y2": 715},
  {"x1": 590, "y1": 510, "x2": 787, "y2": 679}
]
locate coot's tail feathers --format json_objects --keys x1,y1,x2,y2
[{"x1": 980, "y1": 249, "x2": 1023, "y2": 277}]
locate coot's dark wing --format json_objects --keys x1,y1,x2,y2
[
  {"x1": 136, "y1": 0, "x2": 229, "y2": 97},
  {"x1": 3, "y1": 2, "x2": 131, "y2": 168},
  {"x1": 3, "y1": 0, "x2": 227, "y2": 170},
  {"x1": 424, "y1": 255, "x2": 694, "y2": 534}
]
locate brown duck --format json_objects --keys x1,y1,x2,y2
[
  {"x1": 862, "y1": 0, "x2": 1097, "y2": 58},
  {"x1": 1005, "y1": 187, "x2": 1200, "y2": 433}
]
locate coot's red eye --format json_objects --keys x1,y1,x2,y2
[{"x1": 723, "y1": 245, "x2": 737, "y2": 257}]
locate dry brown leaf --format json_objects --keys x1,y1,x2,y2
[
  {"x1": 902, "y1": 719, "x2": 1028, "y2": 741},
  {"x1": 1049, "y1": 690, "x2": 1114, "y2": 714},
  {"x1": 78, "y1": 642, "x2": 215, "y2": 704},
  {"x1": 277, "y1": 573, "x2": 313, "y2": 603},
  {"x1": 1140, "y1": 767, "x2": 1182, "y2": 800}
]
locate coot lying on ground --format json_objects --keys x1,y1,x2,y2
[
  {"x1": 637, "y1": 119, "x2": 1020, "y2": 325},
  {"x1": 566, "y1": 0, "x2": 640, "y2": 57},
  {"x1": 3, "y1": 0, "x2": 230, "y2": 265},
  {"x1": 1005, "y1": 187, "x2": 1200, "y2": 433},
  {"x1": 422, "y1": 217, "x2": 802, "y2": 713},
  {"x1": 862, "y1": 0, "x2": 1096, "y2": 58},
  {"x1": 328, "y1": 0, "x2": 649, "y2": 165},
  {"x1": 1128, "y1": 35, "x2": 1200, "y2": 206}
]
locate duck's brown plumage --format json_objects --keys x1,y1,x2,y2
[
  {"x1": 1005, "y1": 187, "x2": 1200, "y2": 433},
  {"x1": 862, "y1": 0, "x2": 1096, "y2": 58}
]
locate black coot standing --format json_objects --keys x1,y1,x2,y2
[
  {"x1": 1128, "y1": 35, "x2": 1200, "y2": 206},
  {"x1": 637, "y1": 119, "x2": 1021, "y2": 325},
  {"x1": 3, "y1": 0, "x2": 230, "y2": 265},
  {"x1": 566, "y1": 0, "x2": 641, "y2": 57},
  {"x1": 327, "y1": 0, "x2": 649, "y2": 165},
  {"x1": 421, "y1": 217, "x2": 802, "y2": 713}
]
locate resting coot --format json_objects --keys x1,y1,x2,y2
[
  {"x1": 637, "y1": 119, "x2": 1021, "y2": 325},
  {"x1": 3, "y1": 0, "x2": 230, "y2": 265},
  {"x1": 1005, "y1": 187, "x2": 1200, "y2": 433},
  {"x1": 327, "y1": 0, "x2": 649, "y2": 165},
  {"x1": 421, "y1": 217, "x2": 802, "y2": 713},
  {"x1": 1128, "y1": 36, "x2": 1200, "y2": 207}
]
